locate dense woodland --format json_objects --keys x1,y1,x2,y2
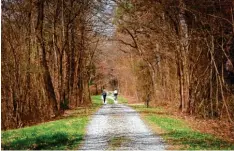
[
  {"x1": 1, "y1": 0, "x2": 106, "y2": 129},
  {"x1": 2, "y1": 0, "x2": 234, "y2": 130},
  {"x1": 112, "y1": 0, "x2": 234, "y2": 121}
]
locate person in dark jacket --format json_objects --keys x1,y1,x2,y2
[{"x1": 102, "y1": 90, "x2": 107, "y2": 104}]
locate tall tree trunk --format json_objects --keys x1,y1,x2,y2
[
  {"x1": 178, "y1": 0, "x2": 190, "y2": 113},
  {"x1": 36, "y1": 0, "x2": 59, "y2": 116}
]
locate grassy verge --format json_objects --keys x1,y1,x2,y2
[
  {"x1": 91, "y1": 95, "x2": 105, "y2": 106},
  {"x1": 2, "y1": 117, "x2": 88, "y2": 150},
  {"x1": 1, "y1": 96, "x2": 103, "y2": 150},
  {"x1": 92, "y1": 95, "x2": 115, "y2": 104},
  {"x1": 118, "y1": 96, "x2": 128, "y2": 104},
  {"x1": 92, "y1": 94, "x2": 128, "y2": 104},
  {"x1": 131, "y1": 105, "x2": 234, "y2": 150}
]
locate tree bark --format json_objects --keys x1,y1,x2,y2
[{"x1": 36, "y1": 0, "x2": 59, "y2": 116}]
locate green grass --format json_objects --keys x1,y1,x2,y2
[
  {"x1": 91, "y1": 95, "x2": 114, "y2": 104},
  {"x1": 107, "y1": 97, "x2": 114, "y2": 104},
  {"x1": 1, "y1": 96, "x2": 103, "y2": 150},
  {"x1": 118, "y1": 96, "x2": 128, "y2": 104},
  {"x1": 92, "y1": 94, "x2": 128, "y2": 104},
  {"x1": 1, "y1": 117, "x2": 88, "y2": 150},
  {"x1": 132, "y1": 105, "x2": 234, "y2": 150},
  {"x1": 91, "y1": 95, "x2": 104, "y2": 107}
]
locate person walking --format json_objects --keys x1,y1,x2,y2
[
  {"x1": 113, "y1": 89, "x2": 118, "y2": 101},
  {"x1": 102, "y1": 90, "x2": 107, "y2": 104}
]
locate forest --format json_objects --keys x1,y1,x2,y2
[{"x1": 1, "y1": 0, "x2": 234, "y2": 131}]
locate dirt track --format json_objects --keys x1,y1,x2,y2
[{"x1": 80, "y1": 103, "x2": 165, "y2": 150}]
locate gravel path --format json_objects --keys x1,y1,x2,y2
[{"x1": 80, "y1": 103, "x2": 165, "y2": 150}]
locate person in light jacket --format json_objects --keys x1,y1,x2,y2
[{"x1": 113, "y1": 89, "x2": 118, "y2": 101}]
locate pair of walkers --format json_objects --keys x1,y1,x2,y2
[{"x1": 102, "y1": 89, "x2": 118, "y2": 104}]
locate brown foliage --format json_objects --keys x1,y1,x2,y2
[
  {"x1": 1, "y1": 0, "x2": 102, "y2": 130},
  {"x1": 113, "y1": 0, "x2": 234, "y2": 122}
]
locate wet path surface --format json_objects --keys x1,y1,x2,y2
[{"x1": 80, "y1": 104, "x2": 165, "y2": 150}]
